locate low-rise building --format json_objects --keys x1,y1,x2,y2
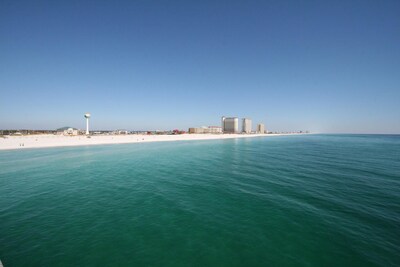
[
  {"x1": 189, "y1": 128, "x2": 204, "y2": 134},
  {"x1": 188, "y1": 126, "x2": 223, "y2": 134},
  {"x1": 208, "y1": 126, "x2": 223, "y2": 134},
  {"x1": 64, "y1": 128, "x2": 79, "y2": 136},
  {"x1": 56, "y1": 127, "x2": 79, "y2": 136},
  {"x1": 113, "y1": 130, "x2": 129, "y2": 135}
]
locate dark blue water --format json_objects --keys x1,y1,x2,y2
[{"x1": 0, "y1": 134, "x2": 399, "y2": 266}]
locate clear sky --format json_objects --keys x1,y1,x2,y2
[{"x1": 1, "y1": 0, "x2": 399, "y2": 133}]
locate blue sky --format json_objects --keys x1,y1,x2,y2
[{"x1": 1, "y1": 0, "x2": 399, "y2": 133}]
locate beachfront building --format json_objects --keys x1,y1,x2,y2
[
  {"x1": 222, "y1": 116, "x2": 239, "y2": 133},
  {"x1": 188, "y1": 127, "x2": 204, "y2": 134},
  {"x1": 64, "y1": 128, "x2": 79, "y2": 136},
  {"x1": 208, "y1": 126, "x2": 223, "y2": 134},
  {"x1": 242, "y1": 118, "x2": 252, "y2": 134},
  {"x1": 188, "y1": 126, "x2": 222, "y2": 134},
  {"x1": 257, "y1": 123, "x2": 265, "y2": 134},
  {"x1": 56, "y1": 127, "x2": 79, "y2": 136},
  {"x1": 112, "y1": 129, "x2": 129, "y2": 135}
]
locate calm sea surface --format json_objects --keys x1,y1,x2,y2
[{"x1": 0, "y1": 134, "x2": 399, "y2": 266}]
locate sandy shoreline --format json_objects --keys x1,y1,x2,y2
[{"x1": 0, "y1": 133, "x2": 298, "y2": 151}]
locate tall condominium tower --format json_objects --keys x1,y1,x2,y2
[
  {"x1": 257, "y1": 123, "x2": 265, "y2": 134},
  {"x1": 222, "y1": 116, "x2": 239, "y2": 133},
  {"x1": 242, "y1": 118, "x2": 252, "y2": 134}
]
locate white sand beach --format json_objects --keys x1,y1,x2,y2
[{"x1": 0, "y1": 133, "x2": 293, "y2": 151}]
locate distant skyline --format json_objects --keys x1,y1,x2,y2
[{"x1": 1, "y1": 1, "x2": 399, "y2": 133}]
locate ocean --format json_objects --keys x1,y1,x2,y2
[{"x1": 0, "y1": 134, "x2": 399, "y2": 266}]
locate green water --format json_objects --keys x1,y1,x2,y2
[{"x1": 0, "y1": 134, "x2": 399, "y2": 266}]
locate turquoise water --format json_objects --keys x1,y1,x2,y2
[{"x1": 0, "y1": 134, "x2": 399, "y2": 266}]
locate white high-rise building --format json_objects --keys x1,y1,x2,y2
[
  {"x1": 242, "y1": 118, "x2": 252, "y2": 134},
  {"x1": 257, "y1": 123, "x2": 265, "y2": 134},
  {"x1": 222, "y1": 116, "x2": 239, "y2": 133}
]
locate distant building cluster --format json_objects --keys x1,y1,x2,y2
[
  {"x1": 0, "y1": 112, "x2": 310, "y2": 136},
  {"x1": 189, "y1": 116, "x2": 268, "y2": 134},
  {"x1": 221, "y1": 116, "x2": 267, "y2": 134}
]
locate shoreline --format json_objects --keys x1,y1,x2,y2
[{"x1": 0, "y1": 133, "x2": 300, "y2": 151}]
